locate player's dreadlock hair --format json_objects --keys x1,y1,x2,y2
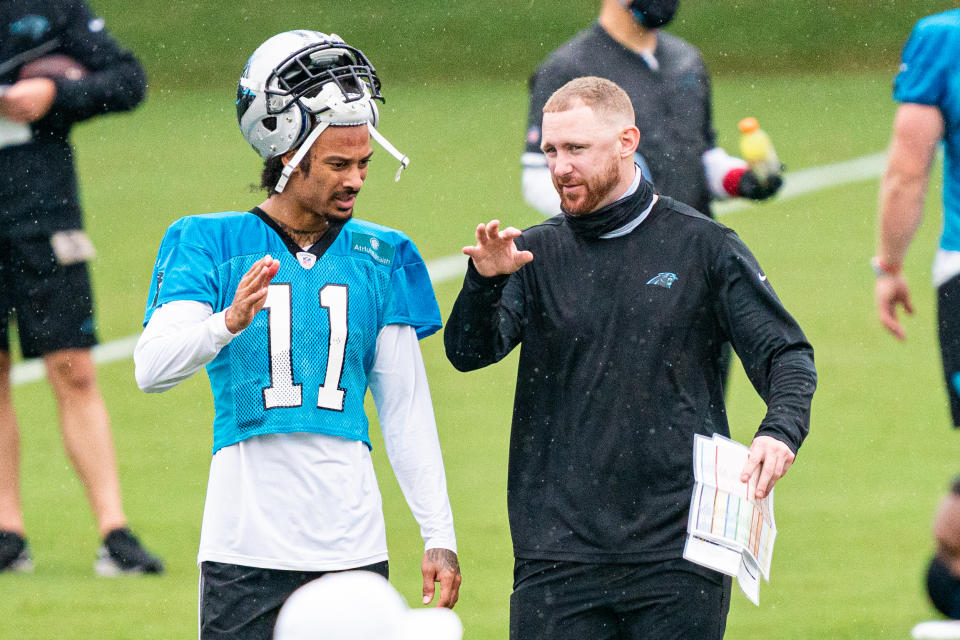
[{"x1": 260, "y1": 151, "x2": 313, "y2": 195}]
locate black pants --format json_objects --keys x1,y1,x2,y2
[
  {"x1": 198, "y1": 560, "x2": 389, "y2": 640},
  {"x1": 939, "y1": 274, "x2": 960, "y2": 426},
  {"x1": 510, "y1": 558, "x2": 731, "y2": 640}
]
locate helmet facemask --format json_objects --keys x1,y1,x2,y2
[
  {"x1": 237, "y1": 31, "x2": 409, "y2": 193},
  {"x1": 265, "y1": 42, "x2": 382, "y2": 121}
]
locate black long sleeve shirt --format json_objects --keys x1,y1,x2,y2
[
  {"x1": 445, "y1": 191, "x2": 816, "y2": 563},
  {"x1": 0, "y1": 0, "x2": 146, "y2": 234}
]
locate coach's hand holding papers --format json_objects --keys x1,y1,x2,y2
[{"x1": 685, "y1": 434, "x2": 778, "y2": 605}]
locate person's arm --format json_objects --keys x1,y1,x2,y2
[
  {"x1": 444, "y1": 221, "x2": 533, "y2": 371},
  {"x1": 702, "y1": 146, "x2": 782, "y2": 202},
  {"x1": 42, "y1": 0, "x2": 146, "y2": 127},
  {"x1": 521, "y1": 58, "x2": 575, "y2": 216},
  {"x1": 136, "y1": 255, "x2": 279, "y2": 392},
  {"x1": 369, "y1": 323, "x2": 461, "y2": 609},
  {"x1": 134, "y1": 300, "x2": 235, "y2": 393},
  {"x1": 712, "y1": 229, "x2": 817, "y2": 498},
  {"x1": 875, "y1": 103, "x2": 944, "y2": 340},
  {"x1": 521, "y1": 156, "x2": 562, "y2": 216}
]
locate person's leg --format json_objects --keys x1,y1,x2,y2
[
  {"x1": 199, "y1": 560, "x2": 389, "y2": 640},
  {"x1": 937, "y1": 275, "x2": 960, "y2": 427},
  {"x1": 0, "y1": 351, "x2": 32, "y2": 572},
  {"x1": 44, "y1": 348, "x2": 126, "y2": 536},
  {"x1": 510, "y1": 559, "x2": 619, "y2": 640},
  {"x1": 18, "y1": 253, "x2": 162, "y2": 574},
  {"x1": 0, "y1": 353, "x2": 24, "y2": 536},
  {"x1": 617, "y1": 559, "x2": 731, "y2": 640},
  {"x1": 0, "y1": 234, "x2": 23, "y2": 540}
]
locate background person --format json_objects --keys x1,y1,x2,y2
[
  {"x1": 134, "y1": 30, "x2": 460, "y2": 639},
  {"x1": 521, "y1": 0, "x2": 782, "y2": 219},
  {"x1": 873, "y1": 9, "x2": 960, "y2": 630},
  {"x1": 0, "y1": 0, "x2": 161, "y2": 575},
  {"x1": 446, "y1": 76, "x2": 815, "y2": 639}
]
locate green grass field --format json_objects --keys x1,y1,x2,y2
[{"x1": 1, "y1": 61, "x2": 957, "y2": 639}]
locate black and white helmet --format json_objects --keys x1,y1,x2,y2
[{"x1": 237, "y1": 30, "x2": 408, "y2": 191}]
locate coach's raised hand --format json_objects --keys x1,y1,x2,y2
[
  {"x1": 224, "y1": 255, "x2": 280, "y2": 334},
  {"x1": 463, "y1": 220, "x2": 534, "y2": 277}
]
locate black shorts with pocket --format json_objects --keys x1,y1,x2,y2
[
  {"x1": 0, "y1": 230, "x2": 97, "y2": 358},
  {"x1": 198, "y1": 560, "x2": 390, "y2": 640}
]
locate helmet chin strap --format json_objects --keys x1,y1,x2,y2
[
  {"x1": 275, "y1": 121, "x2": 329, "y2": 193},
  {"x1": 274, "y1": 122, "x2": 410, "y2": 193},
  {"x1": 367, "y1": 122, "x2": 410, "y2": 182}
]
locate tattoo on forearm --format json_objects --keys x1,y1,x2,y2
[{"x1": 427, "y1": 548, "x2": 460, "y2": 574}]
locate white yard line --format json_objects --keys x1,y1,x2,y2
[{"x1": 11, "y1": 151, "x2": 889, "y2": 386}]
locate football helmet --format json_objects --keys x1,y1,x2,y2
[{"x1": 237, "y1": 30, "x2": 409, "y2": 192}]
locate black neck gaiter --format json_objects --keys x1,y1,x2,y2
[{"x1": 563, "y1": 178, "x2": 655, "y2": 239}]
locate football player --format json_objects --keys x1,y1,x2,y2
[{"x1": 134, "y1": 30, "x2": 460, "y2": 639}]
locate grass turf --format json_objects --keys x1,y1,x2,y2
[{"x1": 1, "y1": 69, "x2": 956, "y2": 638}]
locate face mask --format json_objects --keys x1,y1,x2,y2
[{"x1": 626, "y1": 0, "x2": 679, "y2": 29}]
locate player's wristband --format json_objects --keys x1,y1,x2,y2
[{"x1": 870, "y1": 256, "x2": 902, "y2": 277}]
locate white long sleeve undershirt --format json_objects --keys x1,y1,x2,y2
[{"x1": 135, "y1": 300, "x2": 456, "y2": 568}]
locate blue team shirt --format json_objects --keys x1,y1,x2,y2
[
  {"x1": 894, "y1": 9, "x2": 960, "y2": 250},
  {"x1": 143, "y1": 210, "x2": 442, "y2": 454}
]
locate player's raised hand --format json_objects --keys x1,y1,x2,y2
[
  {"x1": 875, "y1": 272, "x2": 914, "y2": 341},
  {"x1": 739, "y1": 435, "x2": 795, "y2": 499},
  {"x1": 463, "y1": 220, "x2": 534, "y2": 277},
  {"x1": 224, "y1": 255, "x2": 280, "y2": 334},
  {"x1": 421, "y1": 547, "x2": 462, "y2": 609}
]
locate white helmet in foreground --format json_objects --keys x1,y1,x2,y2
[
  {"x1": 273, "y1": 571, "x2": 463, "y2": 640},
  {"x1": 236, "y1": 30, "x2": 409, "y2": 192}
]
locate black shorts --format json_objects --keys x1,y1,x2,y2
[
  {"x1": 0, "y1": 231, "x2": 97, "y2": 358},
  {"x1": 938, "y1": 275, "x2": 960, "y2": 427},
  {"x1": 510, "y1": 558, "x2": 731, "y2": 640},
  {"x1": 198, "y1": 560, "x2": 389, "y2": 640}
]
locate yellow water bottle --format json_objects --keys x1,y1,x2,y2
[{"x1": 738, "y1": 117, "x2": 781, "y2": 185}]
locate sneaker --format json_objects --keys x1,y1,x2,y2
[
  {"x1": 0, "y1": 531, "x2": 33, "y2": 573},
  {"x1": 94, "y1": 527, "x2": 164, "y2": 576},
  {"x1": 912, "y1": 621, "x2": 960, "y2": 639},
  {"x1": 910, "y1": 620, "x2": 960, "y2": 640}
]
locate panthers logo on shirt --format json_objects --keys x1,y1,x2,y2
[{"x1": 646, "y1": 272, "x2": 678, "y2": 289}]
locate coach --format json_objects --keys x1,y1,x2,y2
[{"x1": 445, "y1": 77, "x2": 816, "y2": 639}]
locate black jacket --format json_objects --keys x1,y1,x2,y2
[
  {"x1": 0, "y1": 0, "x2": 146, "y2": 233},
  {"x1": 445, "y1": 188, "x2": 816, "y2": 562}
]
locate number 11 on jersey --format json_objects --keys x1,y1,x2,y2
[{"x1": 262, "y1": 282, "x2": 348, "y2": 412}]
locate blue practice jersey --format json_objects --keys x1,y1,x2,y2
[
  {"x1": 143, "y1": 209, "x2": 442, "y2": 454},
  {"x1": 894, "y1": 9, "x2": 960, "y2": 251}
]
